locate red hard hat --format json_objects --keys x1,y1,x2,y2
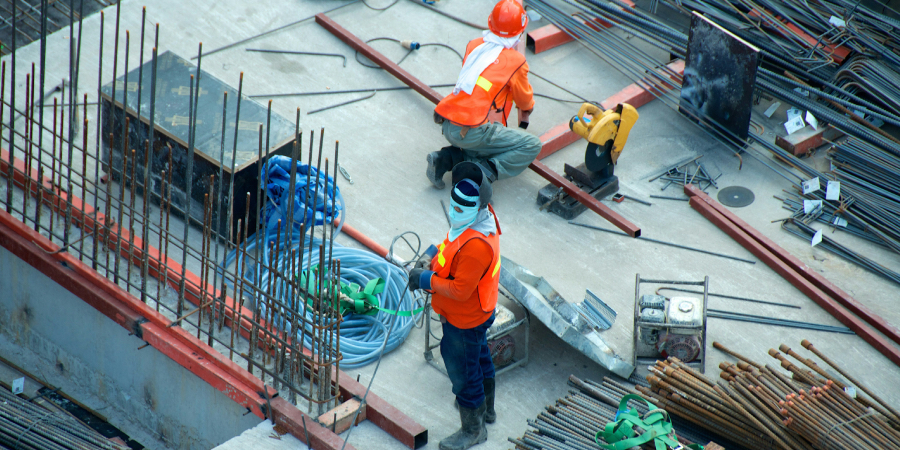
[{"x1": 488, "y1": 0, "x2": 528, "y2": 37}]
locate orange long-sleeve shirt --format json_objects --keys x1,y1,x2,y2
[{"x1": 430, "y1": 238, "x2": 494, "y2": 329}]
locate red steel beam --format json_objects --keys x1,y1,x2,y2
[
  {"x1": 314, "y1": 13, "x2": 442, "y2": 104},
  {"x1": 685, "y1": 184, "x2": 900, "y2": 346},
  {"x1": 530, "y1": 159, "x2": 640, "y2": 237},
  {"x1": 684, "y1": 185, "x2": 900, "y2": 367},
  {"x1": 526, "y1": 0, "x2": 635, "y2": 54},
  {"x1": 537, "y1": 59, "x2": 685, "y2": 159},
  {"x1": 332, "y1": 372, "x2": 428, "y2": 449},
  {"x1": 316, "y1": 13, "x2": 640, "y2": 237}
]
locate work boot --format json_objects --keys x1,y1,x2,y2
[
  {"x1": 426, "y1": 146, "x2": 459, "y2": 189},
  {"x1": 439, "y1": 402, "x2": 487, "y2": 450},
  {"x1": 483, "y1": 378, "x2": 496, "y2": 424}
]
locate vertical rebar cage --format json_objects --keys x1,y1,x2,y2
[{"x1": 0, "y1": 1, "x2": 347, "y2": 416}]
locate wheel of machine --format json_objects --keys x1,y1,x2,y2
[
  {"x1": 662, "y1": 334, "x2": 702, "y2": 362},
  {"x1": 488, "y1": 335, "x2": 516, "y2": 368},
  {"x1": 585, "y1": 140, "x2": 613, "y2": 173}
]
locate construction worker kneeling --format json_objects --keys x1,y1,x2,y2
[{"x1": 429, "y1": 0, "x2": 541, "y2": 189}]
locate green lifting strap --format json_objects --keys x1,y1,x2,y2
[
  {"x1": 596, "y1": 394, "x2": 703, "y2": 450},
  {"x1": 298, "y1": 265, "x2": 425, "y2": 317}
]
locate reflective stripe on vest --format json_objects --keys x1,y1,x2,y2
[
  {"x1": 431, "y1": 228, "x2": 501, "y2": 314},
  {"x1": 434, "y1": 38, "x2": 526, "y2": 128}
]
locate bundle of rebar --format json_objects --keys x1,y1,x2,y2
[
  {"x1": 635, "y1": 341, "x2": 900, "y2": 449},
  {"x1": 530, "y1": 0, "x2": 900, "y2": 279},
  {"x1": 0, "y1": 386, "x2": 128, "y2": 450},
  {"x1": 772, "y1": 136, "x2": 900, "y2": 266},
  {"x1": 509, "y1": 375, "x2": 717, "y2": 450},
  {"x1": 780, "y1": 219, "x2": 900, "y2": 286}
]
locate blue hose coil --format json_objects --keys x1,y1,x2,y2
[{"x1": 220, "y1": 157, "x2": 422, "y2": 368}]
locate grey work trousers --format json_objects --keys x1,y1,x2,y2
[{"x1": 442, "y1": 121, "x2": 542, "y2": 180}]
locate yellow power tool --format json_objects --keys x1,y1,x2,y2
[
  {"x1": 537, "y1": 102, "x2": 639, "y2": 219},
  {"x1": 569, "y1": 102, "x2": 639, "y2": 174}
]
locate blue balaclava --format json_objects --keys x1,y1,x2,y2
[{"x1": 448, "y1": 179, "x2": 480, "y2": 241}]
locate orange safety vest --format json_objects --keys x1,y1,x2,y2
[
  {"x1": 430, "y1": 207, "x2": 502, "y2": 329},
  {"x1": 434, "y1": 38, "x2": 526, "y2": 128}
]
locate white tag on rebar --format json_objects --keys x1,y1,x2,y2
[
  {"x1": 805, "y1": 111, "x2": 818, "y2": 130},
  {"x1": 803, "y1": 199, "x2": 823, "y2": 214},
  {"x1": 787, "y1": 107, "x2": 803, "y2": 120},
  {"x1": 844, "y1": 386, "x2": 857, "y2": 398},
  {"x1": 11, "y1": 378, "x2": 24, "y2": 395},
  {"x1": 866, "y1": 115, "x2": 885, "y2": 128},
  {"x1": 802, "y1": 177, "x2": 820, "y2": 194},
  {"x1": 832, "y1": 216, "x2": 848, "y2": 227},
  {"x1": 793, "y1": 87, "x2": 810, "y2": 97},
  {"x1": 811, "y1": 230, "x2": 823, "y2": 247},
  {"x1": 829, "y1": 16, "x2": 846, "y2": 28},
  {"x1": 785, "y1": 116, "x2": 806, "y2": 135},
  {"x1": 763, "y1": 102, "x2": 781, "y2": 118},
  {"x1": 826, "y1": 181, "x2": 840, "y2": 200}
]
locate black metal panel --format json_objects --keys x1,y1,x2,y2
[
  {"x1": 679, "y1": 12, "x2": 759, "y2": 145},
  {"x1": 100, "y1": 51, "x2": 296, "y2": 239}
]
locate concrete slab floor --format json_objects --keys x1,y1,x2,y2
[{"x1": 2, "y1": 0, "x2": 899, "y2": 449}]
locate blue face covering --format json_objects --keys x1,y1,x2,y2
[{"x1": 448, "y1": 182, "x2": 480, "y2": 241}]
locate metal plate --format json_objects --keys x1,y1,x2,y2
[
  {"x1": 718, "y1": 186, "x2": 755, "y2": 207},
  {"x1": 679, "y1": 12, "x2": 760, "y2": 145}
]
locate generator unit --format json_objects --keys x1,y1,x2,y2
[{"x1": 633, "y1": 275, "x2": 709, "y2": 372}]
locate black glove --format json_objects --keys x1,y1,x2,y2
[
  {"x1": 408, "y1": 268, "x2": 435, "y2": 291},
  {"x1": 414, "y1": 244, "x2": 439, "y2": 270}
]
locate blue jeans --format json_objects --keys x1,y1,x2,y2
[{"x1": 440, "y1": 313, "x2": 496, "y2": 409}]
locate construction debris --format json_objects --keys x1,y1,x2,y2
[{"x1": 498, "y1": 256, "x2": 634, "y2": 378}]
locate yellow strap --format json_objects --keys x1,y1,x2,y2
[{"x1": 476, "y1": 76, "x2": 493, "y2": 92}]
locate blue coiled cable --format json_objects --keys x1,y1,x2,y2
[{"x1": 220, "y1": 158, "x2": 424, "y2": 368}]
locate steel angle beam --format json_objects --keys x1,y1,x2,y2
[{"x1": 499, "y1": 256, "x2": 634, "y2": 377}]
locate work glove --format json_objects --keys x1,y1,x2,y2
[
  {"x1": 414, "y1": 245, "x2": 439, "y2": 270},
  {"x1": 408, "y1": 268, "x2": 435, "y2": 292}
]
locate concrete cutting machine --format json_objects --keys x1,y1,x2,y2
[{"x1": 537, "y1": 102, "x2": 639, "y2": 219}]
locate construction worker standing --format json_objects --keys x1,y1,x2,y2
[
  {"x1": 408, "y1": 162, "x2": 501, "y2": 450},
  {"x1": 428, "y1": 0, "x2": 541, "y2": 189}
]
